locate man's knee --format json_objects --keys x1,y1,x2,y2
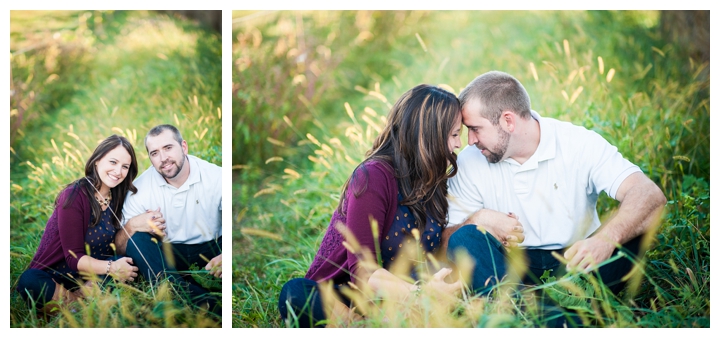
[
  {"x1": 621, "y1": 234, "x2": 644, "y2": 257},
  {"x1": 126, "y1": 232, "x2": 159, "y2": 256},
  {"x1": 447, "y1": 225, "x2": 491, "y2": 258},
  {"x1": 125, "y1": 232, "x2": 167, "y2": 277}
]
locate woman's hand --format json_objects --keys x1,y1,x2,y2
[
  {"x1": 424, "y1": 267, "x2": 463, "y2": 295},
  {"x1": 110, "y1": 257, "x2": 139, "y2": 282}
]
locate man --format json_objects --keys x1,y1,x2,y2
[
  {"x1": 443, "y1": 71, "x2": 666, "y2": 299},
  {"x1": 116, "y1": 124, "x2": 222, "y2": 317}
]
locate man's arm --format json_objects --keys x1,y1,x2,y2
[
  {"x1": 564, "y1": 172, "x2": 667, "y2": 270},
  {"x1": 440, "y1": 209, "x2": 524, "y2": 258}
]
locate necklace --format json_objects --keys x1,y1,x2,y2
[
  {"x1": 83, "y1": 176, "x2": 155, "y2": 278},
  {"x1": 95, "y1": 192, "x2": 112, "y2": 206}
]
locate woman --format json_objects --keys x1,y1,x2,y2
[
  {"x1": 16, "y1": 134, "x2": 140, "y2": 313},
  {"x1": 278, "y1": 84, "x2": 464, "y2": 327}
]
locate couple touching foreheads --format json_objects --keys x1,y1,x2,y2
[
  {"x1": 279, "y1": 70, "x2": 667, "y2": 327},
  {"x1": 17, "y1": 124, "x2": 222, "y2": 319}
]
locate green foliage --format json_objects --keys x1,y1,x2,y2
[
  {"x1": 10, "y1": 10, "x2": 222, "y2": 328},
  {"x1": 634, "y1": 175, "x2": 709, "y2": 327},
  {"x1": 232, "y1": 10, "x2": 709, "y2": 328},
  {"x1": 232, "y1": 11, "x2": 430, "y2": 169}
]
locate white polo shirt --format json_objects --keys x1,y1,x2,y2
[
  {"x1": 447, "y1": 110, "x2": 640, "y2": 250},
  {"x1": 122, "y1": 155, "x2": 222, "y2": 245}
]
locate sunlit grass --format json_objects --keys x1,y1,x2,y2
[
  {"x1": 10, "y1": 10, "x2": 222, "y2": 328},
  {"x1": 232, "y1": 10, "x2": 709, "y2": 328}
]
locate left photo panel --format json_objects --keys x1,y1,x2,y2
[{"x1": 9, "y1": 10, "x2": 223, "y2": 327}]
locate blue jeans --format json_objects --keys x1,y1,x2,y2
[
  {"x1": 16, "y1": 258, "x2": 119, "y2": 310},
  {"x1": 447, "y1": 225, "x2": 642, "y2": 295},
  {"x1": 125, "y1": 232, "x2": 222, "y2": 317},
  {"x1": 278, "y1": 278, "x2": 353, "y2": 328}
]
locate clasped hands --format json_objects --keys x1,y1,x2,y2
[
  {"x1": 127, "y1": 208, "x2": 167, "y2": 238},
  {"x1": 109, "y1": 257, "x2": 139, "y2": 282},
  {"x1": 464, "y1": 209, "x2": 525, "y2": 248},
  {"x1": 423, "y1": 267, "x2": 463, "y2": 296}
]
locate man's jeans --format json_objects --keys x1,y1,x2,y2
[
  {"x1": 447, "y1": 225, "x2": 643, "y2": 296},
  {"x1": 126, "y1": 232, "x2": 222, "y2": 317}
]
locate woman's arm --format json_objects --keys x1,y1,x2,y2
[
  {"x1": 368, "y1": 267, "x2": 462, "y2": 300},
  {"x1": 76, "y1": 255, "x2": 112, "y2": 275},
  {"x1": 343, "y1": 162, "x2": 394, "y2": 284},
  {"x1": 56, "y1": 187, "x2": 90, "y2": 270},
  {"x1": 76, "y1": 255, "x2": 138, "y2": 281},
  {"x1": 56, "y1": 187, "x2": 138, "y2": 281},
  {"x1": 344, "y1": 163, "x2": 463, "y2": 297},
  {"x1": 367, "y1": 268, "x2": 416, "y2": 297}
]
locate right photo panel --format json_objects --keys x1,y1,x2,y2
[{"x1": 231, "y1": 10, "x2": 710, "y2": 328}]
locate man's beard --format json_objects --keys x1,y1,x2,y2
[
  {"x1": 159, "y1": 155, "x2": 186, "y2": 179},
  {"x1": 483, "y1": 127, "x2": 510, "y2": 163}
]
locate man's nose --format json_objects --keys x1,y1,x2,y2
[{"x1": 468, "y1": 133, "x2": 477, "y2": 145}]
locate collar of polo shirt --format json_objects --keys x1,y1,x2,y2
[{"x1": 503, "y1": 110, "x2": 557, "y2": 171}]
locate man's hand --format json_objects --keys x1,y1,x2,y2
[
  {"x1": 205, "y1": 254, "x2": 222, "y2": 278},
  {"x1": 466, "y1": 209, "x2": 525, "y2": 247},
  {"x1": 126, "y1": 208, "x2": 166, "y2": 238},
  {"x1": 563, "y1": 236, "x2": 616, "y2": 272}
]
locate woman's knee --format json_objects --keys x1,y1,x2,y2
[
  {"x1": 278, "y1": 278, "x2": 324, "y2": 327},
  {"x1": 16, "y1": 269, "x2": 55, "y2": 307},
  {"x1": 279, "y1": 278, "x2": 316, "y2": 309}
]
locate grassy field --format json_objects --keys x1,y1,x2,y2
[
  {"x1": 10, "y1": 10, "x2": 222, "y2": 327},
  {"x1": 231, "y1": 11, "x2": 709, "y2": 328}
]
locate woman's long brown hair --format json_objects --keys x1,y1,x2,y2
[
  {"x1": 59, "y1": 134, "x2": 139, "y2": 229},
  {"x1": 337, "y1": 84, "x2": 460, "y2": 230}
]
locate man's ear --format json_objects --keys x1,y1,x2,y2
[
  {"x1": 180, "y1": 140, "x2": 188, "y2": 155},
  {"x1": 500, "y1": 111, "x2": 516, "y2": 132}
]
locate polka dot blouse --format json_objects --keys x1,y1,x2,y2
[{"x1": 379, "y1": 193, "x2": 442, "y2": 279}]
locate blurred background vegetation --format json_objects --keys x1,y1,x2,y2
[
  {"x1": 232, "y1": 10, "x2": 709, "y2": 328},
  {"x1": 10, "y1": 10, "x2": 222, "y2": 327}
]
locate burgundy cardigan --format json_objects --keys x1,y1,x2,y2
[
  {"x1": 305, "y1": 160, "x2": 398, "y2": 285},
  {"x1": 29, "y1": 183, "x2": 93, "y2": 271}
]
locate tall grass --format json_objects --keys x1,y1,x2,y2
[
  {"x1": 10, "y1": 10, "x2": 222, "y2": 328},
  {"x1": 231, "y1": 10, "x2": 709, "y2": 328}
]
